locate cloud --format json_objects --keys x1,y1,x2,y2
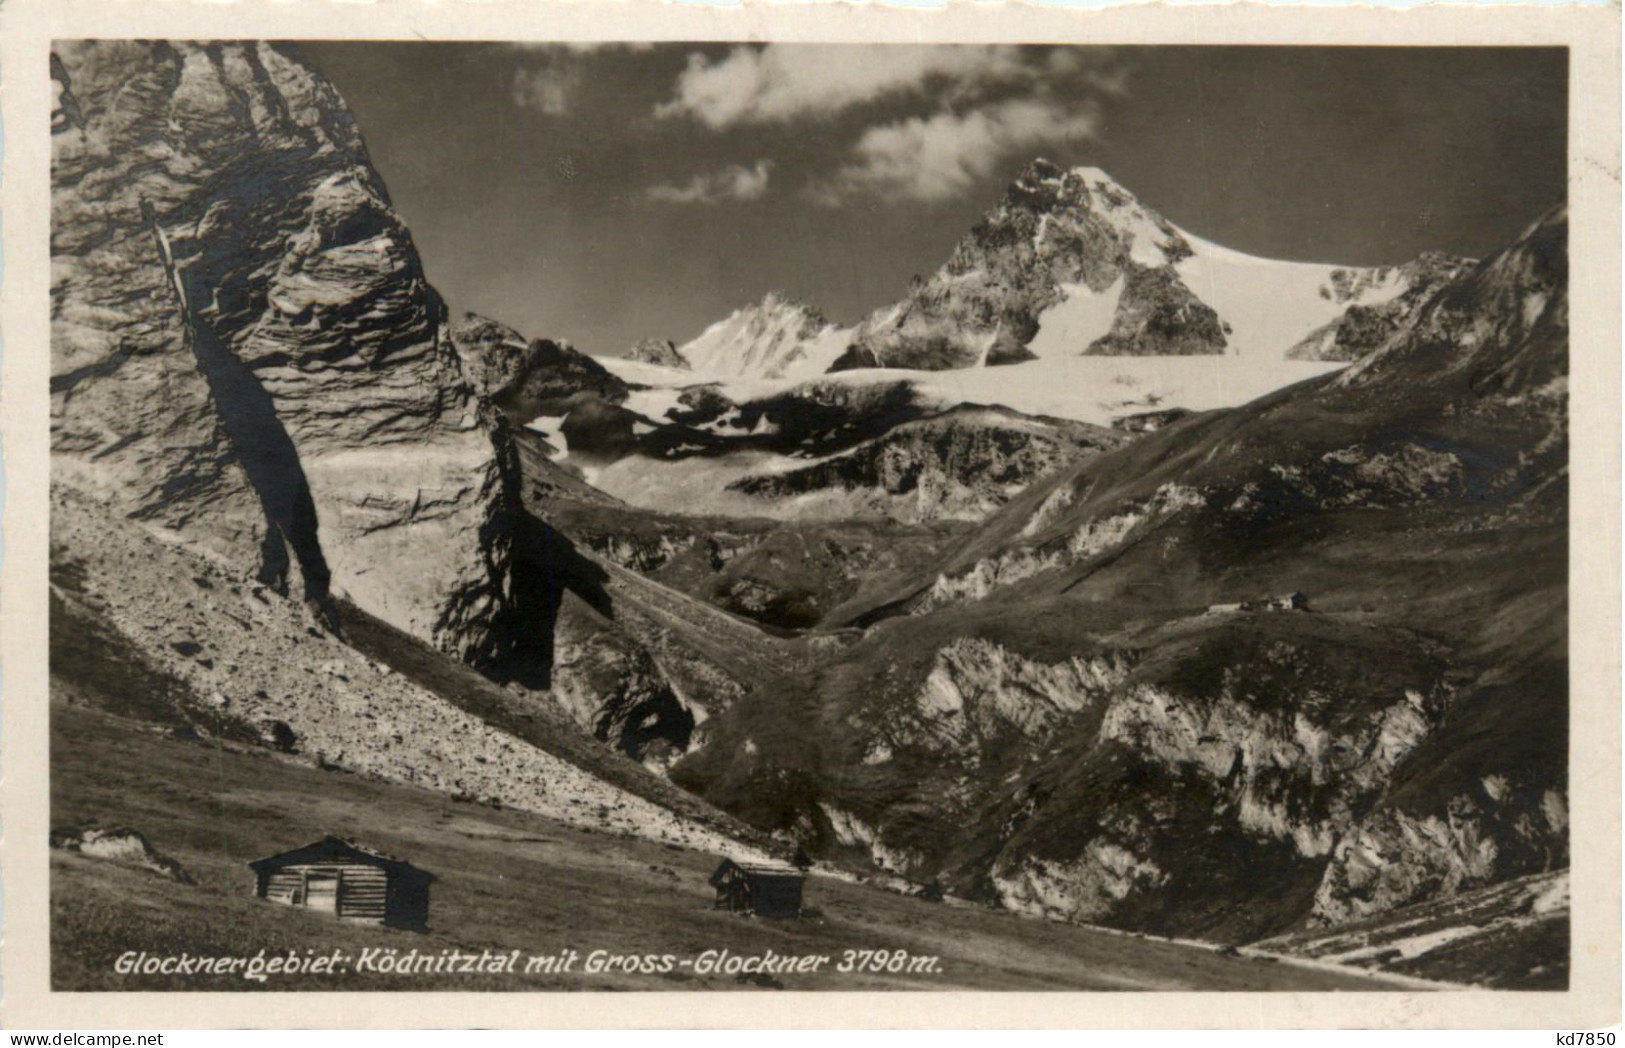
[
  {"x1": 512, "y1": 62, "x2": 584, "y2": 116},
  {"x1": 655, "y1": 44, "x2": 1113, "y2": 129},
  {"x1": 505, "y1": 42, "x2": 656, "y2": 54},
  {"x1": 644, "y1": 160, "x2": 775, "y2": 205},
  {"x1": 806, "y1": 98, "x2": 1100, "y2": 206},
  {"x1": 511, "y1": 43, "x2": 657, "y2": 115}
]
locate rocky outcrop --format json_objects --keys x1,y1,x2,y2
[
  {"x1": 1288, "y1": 253, "x2": 1475, "y2": 362},
  {"x1": 450, "y1": 314, "x2": 629, "y2": 420},
  {"x1": 51, "y1": 41, "x2": 515, "y2": 659},
  {"x1": 45, "y1": 40, "x2": 803, "y2": 885},
  {"x1": 449, "y1": 313, "x2": 533, "y2": 397},
  {"x1": 570, "y1": 372, "x2": 1126, "y2": 527},
  {"x1": 869, "y1": 630, "x2": 1453, "y2": 934},
  {"x1": 727, "y1": 407, "x2": 1123, "y2": 524},
  {"x1": 545, "y1": 614, "x2": 699, "y2": 767},
  {"x1": 627, "y1": 338, "x2": 689, "y2": 369},
  {"x1": 51, "y1": 825, "x2": 194, "y2": 883},
  {"x1": 1263, "y1": 867, "x2": 1569, "y2": 988},
  {"x1": 1085, "y1": 266, "x2": 1228, "y2": 356}
]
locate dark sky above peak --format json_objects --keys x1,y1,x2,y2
[{"x1": 298, "y1": 42, "x2": 1567, "y2": 357}]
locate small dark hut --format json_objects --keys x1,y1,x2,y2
[
  {"x1": 1236, "y1": 591, "x2": 1311, "y2": 613},
  {"x1": 249, "y1": 836, "x2": 433, "y2": 930},
  {"x1": 709, "y1": 858, "x2": 805, "y2": 918}
]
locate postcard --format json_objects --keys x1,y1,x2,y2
[{"x1": 2, "y1": 0, "x2": 1618, "y2": 1030}]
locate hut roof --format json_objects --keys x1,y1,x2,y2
[
  {"x1": 248, "y1": 835, "x2": 429, "y2": 876},
  {"x1": 709, "y1": 857, "x2": 804, "y2": 886}
]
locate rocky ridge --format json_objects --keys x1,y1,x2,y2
[
  {"x1": 1288, "y1": 253, "x2": 1476, "y2": 361},
  {"x1": 49, "y1": 40, "x2": 789, "y2": 863},
  {"x1": 726, "y1": 405, "x2": 1124, "y2": 524},
  {"x1": 833, "y1": 160, "x2": 1179, "y2": 370}
]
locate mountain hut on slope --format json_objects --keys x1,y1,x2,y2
[
  {"x1": 709, "y1": 858, "x2": 805, "y2": 918},
  {"x1": 249, "y1": 835, "x2": 433, "y2": 930}
]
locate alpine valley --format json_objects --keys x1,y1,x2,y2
[{"x1": 48, "y1": 41, "x2": 1569, "y2": 991}]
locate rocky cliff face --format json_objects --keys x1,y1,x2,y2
[
  {"x1": 562, "y1": 372, "x2": 1125, "y2": 527},
  {"x1": 609, "y1": 165, "x2": 1475, "y2": 529},
  {"x1": 1084, "y1": 265, "x2": 1228, "y2": 356},
  {"x1": 1261, "y1": 867, "x2": 1568, "y2": 988},
  {"x1": 449, "y1": 313, "x2": 534, "y2": 400},
  {"x1": 627, "y1": 338, "x2": 689, "y2": 369},
  {"x1": 51, "y1": 41, "x2": 515, "y2": 659}
]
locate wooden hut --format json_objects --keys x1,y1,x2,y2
[
  {"x1": 709, "y1": 858, "x2": 804, "y2": 918},
  {"x1": 249, "y1": 836, "x2": 433, "y2": 930}
]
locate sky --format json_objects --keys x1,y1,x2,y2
[{"x1": 298, "y1": 43, "x2": 1567, "y2": 358}]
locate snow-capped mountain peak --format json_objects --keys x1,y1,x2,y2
[
  {"x1": 674, "y1": 290, "x2": 851, "y2": 382},
  {"x1": 839, "y1": 158, "x2": 1465, "y2": 373},
  {"x1": 606, "y1": 159, "x2": 1474, "y2": 434}
]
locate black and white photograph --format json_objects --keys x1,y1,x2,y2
[{"x1": 19, "y1": 9, "x2": 1617, "y2": 1023}]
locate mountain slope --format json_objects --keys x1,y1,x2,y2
[
  {"x1": 520, "y1": 368, "x2": 1125, "y2": 525},
  {"x1": 51, "y1": 486, "x2": 772, "y2": 855},
  {"x1": 48, "y1": 40, "x2": 781, "y2": 861},
  {"x1": 1258, "y1": 868, "x2": 1568, "y2": 988},
  {"x1": 50, "y1": 700, "x2": 1410, "y2": 991},
  {"x1": 667, "y1": 206, "x2": 1569, "y2": 971}
]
